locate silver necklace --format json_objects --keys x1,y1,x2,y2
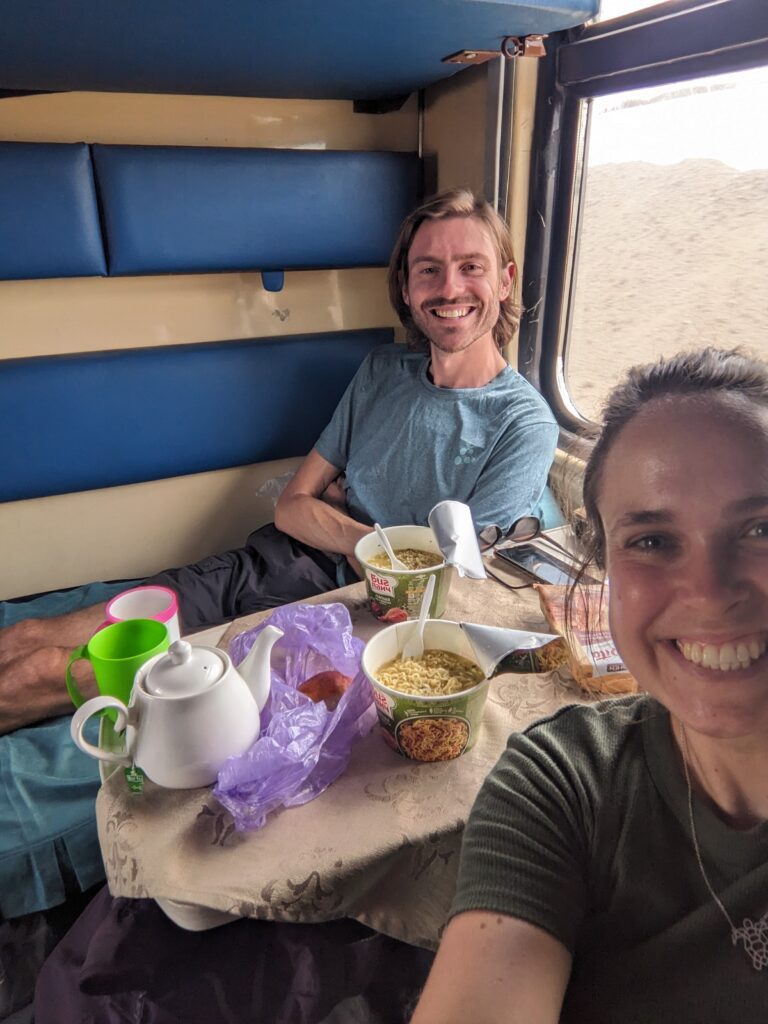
[{"x1": 679, "y1": 724, "x2": 768, "y2": 971}]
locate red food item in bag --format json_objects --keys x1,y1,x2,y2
[{"x1": 298, "y1": 670, "x2": 353, "y2": 710}]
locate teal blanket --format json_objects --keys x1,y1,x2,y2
[{"x1": 1, "y1": 580, "x2": 138, "y2": 918}]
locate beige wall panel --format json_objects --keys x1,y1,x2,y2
[
  {"x1": 423, "y1": 64, "x2": 490, "y2": 195},
  {"x1": 0, "y1": 268, "x2": 396, "y2": 359},
  {"x1": 0, "y1": 91, "x2": 418, "y2": 151},
  {"x1": 504, "y1": 56, "x2": 539, "y2": 368},
  {"x1": 507, "y1": 58, "x2": 539, "y2": 310},
  {"x1": 0, "y1": 459, "x2": 303, "y2": 600}
]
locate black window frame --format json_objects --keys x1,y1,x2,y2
[{"x1": 518, "y1": 0, "x2": 768, "y2": 438}]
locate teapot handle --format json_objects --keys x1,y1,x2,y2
[{"x1": 70, "y1": 696, "x2": 132, "y2": 765}]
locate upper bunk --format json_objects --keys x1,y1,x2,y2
[{"x1": 0, "y1": 0, "x2": 598, "y2": 102}]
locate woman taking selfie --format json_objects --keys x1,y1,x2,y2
[{"x1": 412, "y1": 347, "x2": 768, "y2": 1023}]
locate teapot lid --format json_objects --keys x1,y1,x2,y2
[{"x1": 143, "y1": 640, "x2": 226, "y2": 698}]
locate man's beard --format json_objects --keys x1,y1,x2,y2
[
  {"x1": 427, "y1": 332, "x2": 486, "y2": 354},
  {"x1": 413, "y1": 297, "x2": 500, "y2": 353}
]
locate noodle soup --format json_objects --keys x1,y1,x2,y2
[
  {"x1": 362, "y1": 619, "x2": 489, "y2": 762},
  {"x1": 367, "y1": 548, "x2": 442, "y2": 571},
  {"x1": 376, "y1": 649, "x2": 484, "y2": 697},
  {"x1": 355, "y1": 525, "x2": 451, "y2": 622}
]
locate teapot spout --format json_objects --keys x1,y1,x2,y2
[{"x1": 238, "y1": 624, "x2": 284, "y2": 712}]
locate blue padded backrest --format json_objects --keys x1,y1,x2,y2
[
  {"x1": 0, "y1": 331, "x2": 391, "y2": 502},
  {"x1": 91, "y1": 145, "x2": 420, "y2": 276},
  {"x1": 0, "y1": 142, "x2": 106, "y2": 280}
]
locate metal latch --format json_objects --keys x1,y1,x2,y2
[
  {"x1": 501, "y1": 34, "x2": 547, "y2": 59},
  {"x1": 442, "y1": 34, "x2": 547, "y2": 66}
]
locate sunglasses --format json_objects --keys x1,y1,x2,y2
[{"x1": 481, "y1": 516, "x2": 579, "y2": 590}]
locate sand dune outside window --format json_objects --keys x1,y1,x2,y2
[{"x1": 565, "y1": 65, "x2": 768, "y2": 421}]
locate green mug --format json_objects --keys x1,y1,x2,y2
[{"x1": 66, "y1": 618, "x2": 170, "y2": 709}]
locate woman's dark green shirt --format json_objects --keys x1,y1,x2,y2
[{"x1": 452, "y1": 696, "x2": 768, "y2": 1023}]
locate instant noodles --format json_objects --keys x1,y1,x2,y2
[
  {"x1": 376, "y1": 649, "x2": 484, "y2": 697},
  {"x1": 367, "y1": 548, "x2": 442, "y2": 571},
  {"x1": 355, "y1": 526, "x2": 451, "y2": 621},
  {"x1": 361, "y1": 619, "x2": 489, "y2": 762}
]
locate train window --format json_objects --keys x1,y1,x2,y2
[
  {"x1": 597, "y1": 0, "x2": 672, "y2": 21},
  {"x1": 566, "y1": 64, "x2": 768, "y2": 420},
  {"x1": 520, "y1": 0, "x2": 768, "y2": 431}
]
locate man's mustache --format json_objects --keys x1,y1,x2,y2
[{"x1": 424, "y1": 298, "x2": 478, "y2": 310}]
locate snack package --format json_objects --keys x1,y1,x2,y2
[{"x1": 535, "y1": 583, "x2": 636, "y2": 695}]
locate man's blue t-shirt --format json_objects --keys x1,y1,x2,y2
[{"x1": 315, "y1": 345, "x2": 558, "y2": 537}]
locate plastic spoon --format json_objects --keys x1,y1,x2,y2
[
  {"x1": 401, "y1": 573, "x2": 436, "y2": 660},
  {"x1": 374, "y1": 523, "x2": 408, "y2": 571}
]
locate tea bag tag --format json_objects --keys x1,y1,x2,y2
[{"x1": 124, "y1": 764, "x2": 145, "y2": 793}]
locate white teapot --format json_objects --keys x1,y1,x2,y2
[{"x1": 70, "y1": 625, "x2": 284, "y2": 789}]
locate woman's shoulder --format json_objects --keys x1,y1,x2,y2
[
  {"x1": 498, "y1": 695, "x2": 661, "y2": 794},
  {"x1": 524, "y1": 694, "x2": 656, "y2": 745}
]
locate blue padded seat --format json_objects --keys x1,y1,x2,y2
[
  {"x1": 92, "y1": 145, "x2": 420, "y2": 276},
  {"x1": 0, "y1": 330, "x2": 392, "y2": 502},
  {"x1": 0, "y1": 142, "x2": 106, "y2": 280}
]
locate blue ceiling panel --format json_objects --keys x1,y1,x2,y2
[{"x1": 0, "y1": 0, "x2": 598, "y2": 100}]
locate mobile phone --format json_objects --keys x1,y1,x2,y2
[{"x1": 495, "y1": 543, "x2": 595, "y2": 586}]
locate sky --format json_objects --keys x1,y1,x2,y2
[
  {"x1": 587, "y1": 1, "x2": 768, "y2": 171},
  {"x1": 589, "y1": 69, "x2": 768, "y2": 171}
]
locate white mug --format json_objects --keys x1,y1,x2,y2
[{"x1": 101, "y1": 585, "x2": 181, "y2": 642}]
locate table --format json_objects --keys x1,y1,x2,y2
[{"x1": 95, "y1": 569, "x2": 591, "y2": 950}]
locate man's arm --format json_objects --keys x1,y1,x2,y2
[
  {"x1": 0, "y1": 603, "x2": 107, "y2": 734},
  {"x1": 275, "y1": 448, "x2": 372, "y2": 557},
  {"x1": 411, "y1": 911, "x2": 571, "y2": 1024}
]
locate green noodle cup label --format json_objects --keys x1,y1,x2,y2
[
  {"x1": 355, "y1": 525, "x2": 451, "y2": 621},
  {"x1": 362, "y1": 619, "x2": 490, "y2": 762}
]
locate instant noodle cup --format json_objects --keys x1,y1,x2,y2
[
  {"x1": 362, "y1": 619, "x2": 489, "y2": 762},
  {"x1": 355, "y1": 525, "x2": 451, "y2": 621}
]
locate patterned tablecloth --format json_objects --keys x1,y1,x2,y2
[{"x1": 95, "y1": 566, "x2": 591, "y2": 949}]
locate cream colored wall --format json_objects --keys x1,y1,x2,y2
[
  {"x1": 0, "y1": 268, "x2": 395, "y2": 359},
  {"x1": 0, "y1": 92, "x2": 418, "y2": 150},
  {"x1": 423, "y1": 58, "x2": 540, "y2": 370},
  {"x1": 505, "y1": 57, "x2": 539, "y2": 368},
  {"x1": 0, "y1": 92, "x2": 417, "y2": 599},
  {"x1": 423, "y1": 63, "x2": 490, "y2": 197}
]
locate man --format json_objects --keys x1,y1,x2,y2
[{"x1": 0, "y1": 187, "x2": 557, "y2": 732}]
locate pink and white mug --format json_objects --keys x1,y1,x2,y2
[{"x1": 102, "y1": 585, "x2": 181, "y2": 642}]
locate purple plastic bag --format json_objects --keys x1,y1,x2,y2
[{"x1": 214, "y1": 603, "x2": 376, "y2": 831}]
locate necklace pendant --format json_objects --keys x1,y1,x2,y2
[{"x1": 732, "y1": 912, "x2": 768, "y2": 971}]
